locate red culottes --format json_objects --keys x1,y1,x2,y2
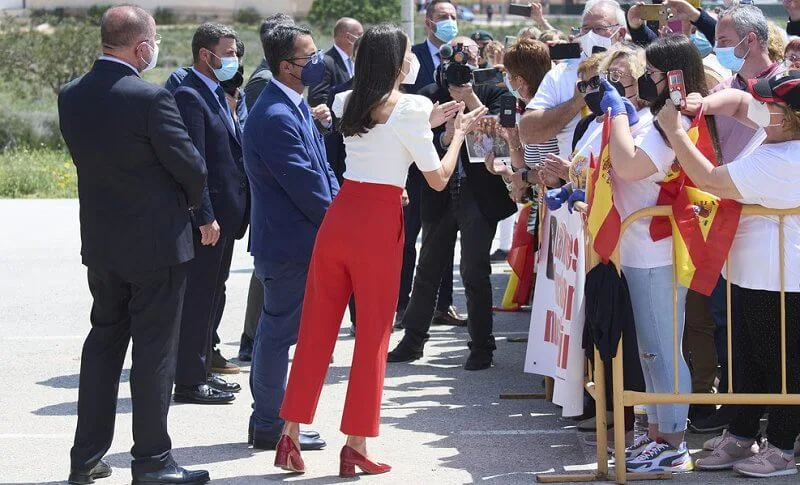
[{"x1": 280, "y1": 180, "x2": 404, "y2": 437}]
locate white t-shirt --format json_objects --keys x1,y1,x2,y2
[
  {"x1": 613, "y1": 111, "x2": 690, "y2": 269},
  {"x1": 332, "y1": 91, "x2": 442, "y2": 188},
  {"x1": 726, "y1": 141, "x2": 800, "y2": 292},
  {"x1": 527, "y1": 60, "x2": 581, "y2": 160}
]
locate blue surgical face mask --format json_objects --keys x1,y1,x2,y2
[
  {"x1": 714, "y1": 36, "x2": 749, "y2": 72},
  {"x1": 208, "y1": 52, "x2": 240, "y2": 82},
  {"x1": 504, "y1": 72, "x2": 522, "y2": 99},
  {"x1": 288, "y1": 51, "x2": 326, "y2": 86},
  {"x1": 691, "y1": 31, "x2": 713, "y2": 58},
  {"x1": 434, "y1": 19, "x2": 459, "y2": 43}
]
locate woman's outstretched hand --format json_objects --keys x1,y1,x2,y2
[
  {"x1": 455, "y1": 105, "x2": 489, "y2": 136},
  {"x1": 430, "y1": 100, "x2": 463, "y2": 129}
]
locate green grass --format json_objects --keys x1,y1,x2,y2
[{"x1": 0, "y1": 147, "x2": 75, "y2": 198}]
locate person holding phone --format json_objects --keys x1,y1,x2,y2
[
  {"x1": 601, "y1": 35, "x2": 717, "y2": 473},
  {"x1": 657, "y1": 72, "x2": 800, "y2": 479},
  {"x1": 274, "y1": 25, "x2": 487, "y2": 476}
]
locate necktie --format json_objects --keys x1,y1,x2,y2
[
  {"x1": 299, "y1": 100, "x2": 313, "y2": 132},
  {"x1": 346, "y1": 57, "x2": 354, "y2": 78},
  {"x1": 214, "y1": 85, "x2": 234, "y2": 130}
]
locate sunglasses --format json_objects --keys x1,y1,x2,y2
[{"x1": 578, "y1": 75, "x2": 602, "y2": 94}]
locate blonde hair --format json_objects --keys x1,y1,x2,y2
[
  {"x1": 599, "y1": 44, "x2": 645, "y2": 79},
  {"x1": 768, "y1": 21, "x2": 787, "y2": 62},
  {"x1": 482, "y1": 40, "x2": 505, "y2": 66},
  {"x1": 778, "y1": 103, "x2": 800, "y2": 133},
  {"x1": 578, "y1": 52, "x2": 606, "y2": 80}
]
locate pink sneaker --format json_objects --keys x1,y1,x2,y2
[
  {"x1": 733, "y1": 442, "x2": 797, "y2": 478},
  {"x1": 695, "y1": 430, "x2": 755, "y2": 470}
]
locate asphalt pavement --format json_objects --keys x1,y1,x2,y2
[{"x1": 0, "y1": 199, "x2": 796, "y2": 484}]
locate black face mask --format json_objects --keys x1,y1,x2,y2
[
  {"x1": 584, "y1": 91, "x2": 605, "y2": 117},
  {"x1": 637, "y1": 74, "x2": 661, "y2": 103},
  {"x1": 220, "y1": 65, "x2": 244, "y2": 96}
]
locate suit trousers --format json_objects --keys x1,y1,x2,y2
[
  {"x1": 70, "y1": 263, "x2": 188, "y2": 473},
  {"x1": 243, "y1": 271, "x2": 263, "y2": 340},
  {"x1": 400, "y1": 181, "x2": 497, "y2": 351},
  {"x1": 249, "y1": 258, "x2": 309, "y2": 438},
  {"x1": 281, "y1": 181, "x2": 403, "y2": 437},
  {"x1": 175, "y1": 233, "x2": 234, "y2": 387},
  {"x1": 400, "y1": 167, "x2": 454, "y2": 312}
]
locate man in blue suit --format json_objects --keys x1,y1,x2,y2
[
  {"x1": 243, "y1": 24, "x2": 336, "y2": 451},
  {"x1": 171, "y1": 23, "x2": 250, "y2": 405},
  {"x1": 397, "y1": 0, "x2": 466, "y2": 329}
]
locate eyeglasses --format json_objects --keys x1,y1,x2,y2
[
  {"x1": 154, "y1": 33, "x2": 162, "y2": 45},
  {"x1": 578, "y1": 24, "x2": 620, "y2": 37},
  {"x1": 601, "y1": 69, "x2": 632, "y2": 84},
  {"x1": 285, "y1": 50, "x2": 324, "y2": 65},
  {"x1": 578, "y1": 75, "x2": 602, "y2": 93}
]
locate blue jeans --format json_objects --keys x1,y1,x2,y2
[
  {"x1": 623, "y1": 265, "x2": 690, "y2": 434},
  {"x1": 249, "y1": 259, "x2": 309, "y2": 438}
]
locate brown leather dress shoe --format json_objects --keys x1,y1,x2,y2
[
  {"x1": 431, "y1": 305, "x2": 467, "y2": 326},
  {"x1": 211, "y1": 348, "x2": 240, "y2": 374}
]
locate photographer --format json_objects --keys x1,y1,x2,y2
[
  {"x1": 658, "y1": 73, "x2": 800, "y2": 478},
  {"x1": 388, "y1": 36, "x2": 516, "y2": 371}
]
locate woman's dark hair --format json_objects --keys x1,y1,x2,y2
[
  {"x1": 340, "y1": 24, "x2": 407, "y2": 137},
  {"x1": 646, "y1": 35, "x2": 720, "y2": 157},
  {"x1": 645, "y1": 35, "x2": 708, "y2": 114}
]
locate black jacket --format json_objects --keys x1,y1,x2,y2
[
  {"x1": 308, "y1": 46, "x2": 351, "y2": 107},
  {"x1": 417, "y1": 82, "x2": 516, "y2": 224},
  {"x1": 324, "y1": 78, "x2": 353, "y2": 184},
  {"x1": 174, "y1": 70, "x2": 249, "y2": 240},
  {"x1": 58, "y1": 59, "x2": 207, "y2": 273}
]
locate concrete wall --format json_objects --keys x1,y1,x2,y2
[{"x1": 21, "y1": 0, "x2": 314, "y2": 18}]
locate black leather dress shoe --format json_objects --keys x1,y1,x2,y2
[
  {"x1": 174, "y1": 384, "x2": 234, "y2": 404},
  {"x1": 238, "y1": 333, "x2": 253, "y2": 362},
  {"x1": 206, "y1": 374, "x2": 241, "y2": 393},
  {"x1": 252, "y1": 432, "x2": 326, "y2": 451},
  {"x1": 68, "y1": 459, "x2": 112, "y2": 484},
  {"x1": 132, "y1": 464, "x2": 209, "y2": 484},
  {"x1": 431, "y1": 306, "x2": 467, "y2": 326},
  {"x1": 490, "y1": 249, "x2": 509, "y2": 262},
  {"x1": 387, "y1": 341, "x2": 423, "y2": 363},
  {"x1": 464, "y1": 349, "x2": 494, "y2": 371}
]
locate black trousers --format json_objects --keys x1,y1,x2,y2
[
  {"x1": 175, "y1": 232, "x2": 234, "y2": 386},
  {"x1": 729, "y1": 287, "x2": 800, "y2": 450},
  {"x1": 243, "y1": 271, "x2": 263, "y2": 340},
  {"x1": 400, "y1": 181, "x2": 497, "y2": 351},
  {"x1": 400, "y1": 166, "x2": 454, "y2": 312},
  {"x1": 70, "y1": 262, "x2": 188, "y2": 473}
]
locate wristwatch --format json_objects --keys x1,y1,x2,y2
[{"x1": 520, "y1": 168, "x2": 531, "y2": 184}]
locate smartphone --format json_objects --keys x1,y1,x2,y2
[
  {"x1": 667, "y1": 69, "x2": 687, "y2": 109},
  {"x1": 508, "y1": 3, "x2": 533, "y2": 16},
  {"x1": 548, "y1": 42, "x2": 582, "y2": 60},
  {"x1": 638, "y1": 4, "x2": 664, "y2": 21},
  {"x1": 504, "y1": 35, "x2": 516, "y2": 48},
  {"x1": 500, "y1": 94, "x2": 517, "y2": 128},
  {"x1": 472, "y1": 67, "x2": 504, "y2": 86}
]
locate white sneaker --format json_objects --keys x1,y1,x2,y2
[
  {"x1": 626, "y1": 439, "x2": 694, "y2": 472},
  {"x1": 625, "y1": 434, "x2": 654, "y2": 460}
]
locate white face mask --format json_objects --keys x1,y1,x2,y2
[
  {"x1": 746, "y1": 97, "x2": 771, "y2": 128},
  {"x1": 139, "y1": 42, "x2": 159, "y2": 73},
  {"x1": 579, "y1": 30, "x2": 615, "y2": 57},
  {"x1": 401, "y1": 55, "x2": 420, "y2": 85}
]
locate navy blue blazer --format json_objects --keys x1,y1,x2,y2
[
  {"x1": 243, "y1": 81, "x2": 340, "y2": 263},
  {"x1": 408, "y1": 41, "x2": 438, "y2": 95},
  {"x1": 174, "y1": 70, "x2": 250, "y2": 240}
]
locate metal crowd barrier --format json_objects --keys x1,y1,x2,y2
[{"x1": 537, "y1": 204, "x2": 800, "y2": 484}]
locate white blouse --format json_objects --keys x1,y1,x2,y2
[{"x1": 332, "y1": 91, "x2": 442, "y2": 188}]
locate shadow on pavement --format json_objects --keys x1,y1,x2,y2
[
  {"x1": 36, "y1": 369, "x2": 130, "y2": 389},
  {"x1": 32, "y1": 397, "x2": 132, "y2": 416}
]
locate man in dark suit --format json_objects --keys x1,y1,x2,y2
[
  {"x1": 237, "y1": 13, "x2": 295, "y2": 363},
  {"x1": 58, "y1": 6, "x2": 209, "y2": 485},
  {"x1": 399, "y1": 0, "x2": 465, "y2": 328},
  {"x1": 170, "y1": 23, "x2": 249, "y2": 405},
  {"x1": 308, "y1": 17, "x2": 362, "y2": 108},
  {"x1": 389, "y1": 36, "x2": 516, "y2": 371},
  {"x1": 243, "y1": 24, "x2": 336, "y2": 451}
]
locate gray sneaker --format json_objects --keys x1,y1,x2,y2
[
  {"x1": 733, "y1": 441, "x2": 797, "y2": 478},
  {"x1": 695, "y1": 430, "x2": 756, "y2": 470}
]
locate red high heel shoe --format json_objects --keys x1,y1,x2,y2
[
  {"x1": 339, "y1": 445, "x2": 392, "y2": 478},
  {"x1": 274, "y1": 435, "x2": 305, "y2": 473}
]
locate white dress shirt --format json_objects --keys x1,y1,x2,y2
[
  {"x1": 98, "y1": 55, "x2": 139, "y2": 76},
  {"x1": 333, "y1": 44, "x2": 354, "y2": 78}
]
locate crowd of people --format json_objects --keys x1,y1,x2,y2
[{"x1": 55, "y1": 0, "x2": 800, "y2": 483}]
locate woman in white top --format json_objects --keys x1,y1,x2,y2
[
  {"x1": 274, "y1": 25, "x2": 487, "y2": 477},
  {"x1": 658, "y1": 72, "x2": 800, "y2": 478},
  {"x1": 603, "y1": 35, "x2": 714, "y2": 472}
]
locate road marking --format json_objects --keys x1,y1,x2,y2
[
  {"x1": 461, "y1": 429, "x2": 575, "y2": 436},
  {"x1": 0, "y1": 336, "x2": 84, "y2": 341}
]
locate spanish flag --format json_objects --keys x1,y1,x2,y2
[
  {"x1": 671, "y1": 186, "x2": 741, "y2": 296},
  {"x1": 586, "y1": 115, "x2": 621, "y2": 264},
  {"x1": 507, "y1": 204, "x2": 536, "y2": 307},
  {"x1": 650, "y1": 109, "x2": 718, "y2": 241}
]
